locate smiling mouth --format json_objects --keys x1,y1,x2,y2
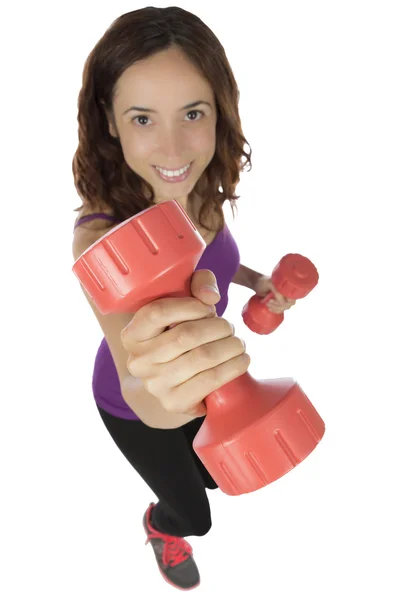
[
  {"x1": 154, "y1": 161, "x2": 192, "y2": 171},
  {"x1": 153, "y1": 161, "x2": 194, "y2": 182}
]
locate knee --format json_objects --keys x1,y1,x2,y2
[{"x1": 191, "y1": 516, "x2": 212, "y2": 537}]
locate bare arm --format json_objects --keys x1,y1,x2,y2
[
  {"x1": 72, "y1": 221, "x2": 199, "y2": 429},
  {"x1": 231, "y1": 263, "x2": 263, "y2": 290}
]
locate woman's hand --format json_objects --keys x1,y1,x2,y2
[
  {"x1": 121, "y1": 270, "x2": 250, "y2": 417},
  {"x1": 253, "y1": 275, "x2": 296, "y2": 314}
]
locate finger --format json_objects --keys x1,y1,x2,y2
[
  {"x1": 267, "y1": 305, "x2": 284, "y2": 313},
  {"x1": 272, "y1": 289, "x2": 287, "y2": 303},
  {"x1": 159, "y1": 334, "x2": 246, "y2": 391},
  {"x1": 267, "y1": 300, "x2": 285, "y2": 312},
  {"x1": 185, "y1": 401, "x2": 207, "y2": 418},
  {"x1": 153, "y1": 317, "x2": 235, "y2": 364},
  {"x1": 269, "y1": 297, "x2": 296, "y2": 308},
  {"x1": 121, "y1": 297, "x2": 213, "y2": 347},
  {"x1": 127, "y1": 316, "x2": 234, "y2": 378},
  {"x1": 191, "y1": 269, "x2": 220, "y2": 306},
  {"x1": 163, "y1": 352, "x2": 251, "y2": 413},
  {"x1": 269, "y1": 280, "x2": 297, "y2": 303},
  {"x1": 268, "y1": 302, "x2": 293, "y2": 313}
]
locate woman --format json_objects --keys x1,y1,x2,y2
[{"x1": 72, "y1": 6, "x2": 293, "y2": 591}]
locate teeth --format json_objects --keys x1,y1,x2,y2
[{"x1": 156, "y1": 163, "x2": 191, "y2": 177}]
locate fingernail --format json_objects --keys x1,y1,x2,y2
[{"x1": 200, "y1": 285, "x2": 220, "y2": 295}]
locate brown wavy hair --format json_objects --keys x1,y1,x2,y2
[{"x1": 72, "y1": 6, "x2": 252, "y2": 234}]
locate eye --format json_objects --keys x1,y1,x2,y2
[
  {"x1": 185, "y1": 110, "x2": 204, "y2": 121},
  {"x1": 131, "y1": 110, "x2": 204, "y2": 126},
  {"x1": 132, "y1": 115, "x2": 151, "y2": 126}
]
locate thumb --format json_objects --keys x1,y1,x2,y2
[{"x1": 190, "y1": 269, "x2": 220, "y2": 307}]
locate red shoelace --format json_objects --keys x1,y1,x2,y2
[{"x1": 146, "y1": 529, "x2": 194, "y2": 567}]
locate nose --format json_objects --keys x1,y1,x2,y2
[{"x1": 159, "y1": 126, "x2": 185, "y2": 162}]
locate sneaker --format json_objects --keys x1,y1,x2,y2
[{"x1": 143, "y1": 502, "x2": 201, "y2": 591}]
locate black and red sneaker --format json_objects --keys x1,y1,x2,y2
[{"x1": 143, "y1": 502, "x2": 201, "y2": 591}]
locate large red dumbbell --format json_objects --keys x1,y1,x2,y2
[
  {"x1": 242, "y1": 254, "x2": 319, "y2": 334},
  {"x1": 72, "y1": 200, "x2": 325, "y2": 495}
]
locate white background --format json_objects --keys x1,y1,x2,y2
[{"x1": 1, "y1": 1, "x2": 399, "y2": 598}]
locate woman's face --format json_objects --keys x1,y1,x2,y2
[{"x1": 106, "y1": 46, "x2": 218, "y2": 210}]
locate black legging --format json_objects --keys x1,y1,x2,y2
[{"x1": 97, "y1": 406, "x2": 218, "y2": 538}]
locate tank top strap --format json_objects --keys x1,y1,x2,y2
[{"x1": 73, "y1": 213, "x2": 120, "y2": 232}]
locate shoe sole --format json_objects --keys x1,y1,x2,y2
[{"x1": 156, "y1": 565, "x2": 201, "y2": 591}]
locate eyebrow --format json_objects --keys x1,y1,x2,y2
[{"x1": 122, "y1": 100, "x2": 212, "y2": 115}]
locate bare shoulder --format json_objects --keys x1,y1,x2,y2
[
  {"x1": 72, "y1": 218, "x2": 116, "y2": 261},
  {"x1": 73, "y1": 202, "x2": 117, "y2": 255},
  {"x1": 73, "y1": 201, "x2": 116, "y2": 232}
]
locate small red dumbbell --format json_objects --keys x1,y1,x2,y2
[
  {"x1": 72, "y1": 200, "x2": 325, "y2": 495},
  {"x1": 242, "y1": 254, "x2": 319, "y2": 334}
]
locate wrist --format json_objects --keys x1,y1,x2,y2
[{"x1": 250, "y1": 271, "x2": 267, "y2": 292}]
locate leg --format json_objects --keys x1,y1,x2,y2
[
  {"x1": 181, "y1": 417, "x2": 219, "y2": 490},
  {"x1": 96, "y1": 406, "x2": 213, "y2": 538}
]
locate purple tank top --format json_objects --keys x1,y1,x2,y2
[{"x1": 74, "y1": 212, "x2": 241, "y2": 420}]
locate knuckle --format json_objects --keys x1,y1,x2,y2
[
  {"x1": 162, "y1": 394, "x2": 181, "y2": 413},
  {"x1": 193, "y1": 343, "x2": 214, "y2": 363},
  {"x1": 143, "y1": 302, "x2": 164, "y2": 324},
  {"x1": 174, "y1": 322, "x2": 197, "y2": 348},
  {"x1": 240, "y1": 353, "x2": 251, "y2": 370},
  {"x1": 220, "y1": 318, "x2": 235, "y2": 335},
  {"x1": 236, "y1": 336, "x2": 246, "y2": 352},
  {"x1": 145, "y1": 377, "x2": 163, "y2": 398},
  {"x1": 120, "y1": 326, "x2": 133, "y2": 350},
  {"x1": 204, "y1": 365, "x2": 221, "y2": 388},
  {"x1": 127, "y1": 355, "x2": 140, "y2": 376},
  {"x1": 120, "y1": 327, "x2": 127, "y2": 347}
]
